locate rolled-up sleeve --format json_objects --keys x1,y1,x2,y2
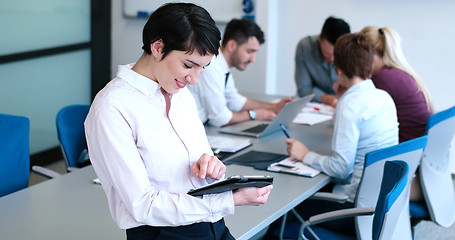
[{"x1": 302, "y1": 104, "x2": 359, "y2": 180}]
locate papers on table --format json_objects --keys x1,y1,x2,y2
[
  {"x1": 293, "y1": 102, "x2": 334, "y2": 126},
  {"x1": 304, "y1": 102, "x2": 335, "y2": 115},
  {"x1": 267, "y1": 157, "x2": 320, "y2": 177},
  {"x1": 207, "y1": 135, "x2": 252, "y2": 153},
  {"x1": 293, "y1": 112, "x2": 332, "y2": 125}
]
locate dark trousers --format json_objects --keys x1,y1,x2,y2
[{"x1": 126, "y1": 218, "x2": 235, "y2": 240}]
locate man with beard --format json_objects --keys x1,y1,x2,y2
[{"x1": 188, "y1": 18, "x2": 293, "y2": 127}]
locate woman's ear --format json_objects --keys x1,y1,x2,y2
[{"x1": 150, "y1": 39, "x2": 164, "y2": 59}]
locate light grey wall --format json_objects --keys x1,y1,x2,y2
[
  {"x1": 111, "y1": 0, "x2": 455, "y2": 112},
  {"x1": 111, "y1": 0, "x2": 144, "y2": 76},
  {"x1": 257, "y1": 0, "x2": 455, "y2": 112}
]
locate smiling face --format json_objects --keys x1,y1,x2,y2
[{"x1": 151, "y1": 41, "x2": 213, "y2": 95}]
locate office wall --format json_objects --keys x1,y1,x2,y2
[
  {"x1": 0, "y1": 1, "x2": 92, "y2": 155},
  {"x1": 111, "y1": 0, "x2": 455, "y2": 112},
  {"x1": 252, "y1": 0, "x2": 455, "y2": 112}
]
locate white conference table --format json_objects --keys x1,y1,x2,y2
[
  {"x1": 0, "y1": 120, "x2": 333, "y2": 240},
  {"x1": 209, "y1": 120, "x2": 333, "y2": 239}
]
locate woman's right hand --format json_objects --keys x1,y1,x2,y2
[
  {"x1": 233, "y1": 185, "x2": 273, "y2": 206},
  {"x1": 285, "y1": 138, "x2": 309, "y2": 161}
]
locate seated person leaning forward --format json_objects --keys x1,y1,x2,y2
[
  {"x1": 188, "y1": 18, "x2": 293, "y2": 127},
  {"x1": 284, "y1": 33, "x2": 399, "y2": 236},
  {"x1": 360, "y1": 26, "x2": 435, "y2": 202},
  {"x1": 294, "y1": 16, "x2": 350, "y2": 107}
]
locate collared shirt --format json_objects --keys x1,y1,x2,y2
[
  {"x1": 303, "y1": 80, "x2": 398, "y2": 202},
  {"x1": 188, "y1": 52, "x2": 247, "y2": 127},
  {"x1": 85, "y1": 63, "x2": 234, "y2": 229},
  {"x1": 294, "y1": 35, "x2": 338, "y2": 101}
]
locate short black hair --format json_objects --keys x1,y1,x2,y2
[
  {"x1": 141, "y1": 3, "x2": 221, "y2": 60},
  {"x1": 320, "y1": 16, "x2": 350, "y2": 45},
  {"x1": 222, "y1": 18, "x2": 265, "y2": 47}
]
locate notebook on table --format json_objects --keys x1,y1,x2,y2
[
  {"x1": 223, "y1": 150, "x2": 288, "y2": 170},
  {"x1": 267, "y1": 157, "x2": 321, "y2": 177},
  {"x1": 219, "y1": 94, "x2": 313, "y2": 138},
  {"x1": 207, "y1": 135, "x2": 252, "y2": 153},
  {"x1": 207, "y1": 135, "x2": 252, "y2": 160}
]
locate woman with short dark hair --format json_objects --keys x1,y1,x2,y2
[{"x1": 85, "y1": 3, "x2": 273, "y2": 239}]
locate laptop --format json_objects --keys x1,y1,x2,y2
[{"x1": 219, "y1": 94, "x2": 314, "y2": 138}]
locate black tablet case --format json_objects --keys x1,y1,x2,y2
[
  {"x1": 223, "y1": 150, "x2": 288, "y2": 170},
  {"x1": 188, "y1": 175, "x2": 273, "y2": 196}
]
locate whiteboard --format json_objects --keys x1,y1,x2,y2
[{"x1": 123, "y1": 0, "x2": 249, "y2": 23}]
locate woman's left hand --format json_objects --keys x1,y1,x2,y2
[{"x1": 191, "y1": 153, "x2": 226, "y2": 180}]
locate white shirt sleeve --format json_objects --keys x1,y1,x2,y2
[
  {"x1": 196, "y1": 68, "x2": 234, "y2": 127},
  {"x1": 85, "y1": 67, "x2": 235, "y2": 229},
  {"x1": 302, "y1": 96, "x2": 359, "y2": 180},
  {"x1": 191, "y1": 53, "x2": 247, "y2": 127}
]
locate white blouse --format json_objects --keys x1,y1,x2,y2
[{"x1": 85, "y1": 63, "x2": 234, "y2": 229}]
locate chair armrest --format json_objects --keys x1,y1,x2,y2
[
  {"x1": 299, "y1": 207, "x2": 375, "y2": 240},
  {"x1": 309, "y1": 192, "x2": 349, "y2": 203},
  {"x1": 309, "y1": 207, "x2": 375, "y2": 225},
  {"x1": 32, "y1": 165, "x2": 62, "y2": 179}
]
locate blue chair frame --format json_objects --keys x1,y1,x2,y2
[
  {"x1": 294, "y1": 136, "x2": 427, "y2": 240},
  {"x1": 416, "y1": 105, "x2": 455, "y2": 227},
  {"x1": 355, "y1": 136, "x2": 427, "y2": 239},
  {"x1": 299, "y1": 160, "x2": 410, "y2": 240},
  {"x1": 0, "y1": 114, "x2": 30, "y2": 197},
  {"x1": 56, "y1": 104, "x2": 90, "y2": 170}
]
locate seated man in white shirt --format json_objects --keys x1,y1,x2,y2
[{"x1": 188, "y1": 18, "x2": 293, "y2": 127}]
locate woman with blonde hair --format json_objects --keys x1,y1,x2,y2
[{"x1": 360, "y1": 26, "x2": 434, "y2": 143}]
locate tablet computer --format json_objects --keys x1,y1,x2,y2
[{"x1": 187, "y1": 175, "x2": 273, "y2": 196}]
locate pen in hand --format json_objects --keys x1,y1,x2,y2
[{"x1": 279, "y1": 124, "x2": 291, "y2": 138}]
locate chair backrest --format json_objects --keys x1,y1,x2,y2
[
  {"x1": 56, "y1": 105, "x2": 90, "y2": 168},
  {"x1": 420, "y1": 105, "x2": 455, "y2": 227},
  {"x1": 355, "y1": 136, "x2": 427, "y2": 239},
  {"x1": 0, "y1": 114, "x2": 30, "y2": 197},
  {"x1": 373, "y1": 160, "x2": 409, "y2": 240}
]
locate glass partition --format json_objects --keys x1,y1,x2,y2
[
  {"x1": 0, "y1": 0, "x2": 91, "y2": 155},
  {"x1": 0, "y1": 0, "x2": 90, "y2": 55},
  {"x1": 0, "y1": 50, "x2": 91, "y2": 154}
]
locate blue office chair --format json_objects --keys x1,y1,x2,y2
[
  {"x1": 354, "y1": 136, "x2": 427, "y2": 239},
  {"x1": 300, "y1": 160, "x2": 410, "y2": 240},
  {"x1": 56, "y1": 104, "x2": 91, "y2": 170},
  {"x1": 411, "y1": 105, "x2": 455, "y2": 227},
  {"x1": 281, "y1": 136, "x2": 426, "y2": 240},
  {"x1": 32, "y1": 105, "x2": 91, "y2": 179},
  {"x1": 0, "y1": 114, "x2": 30, "y2": 197}
]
